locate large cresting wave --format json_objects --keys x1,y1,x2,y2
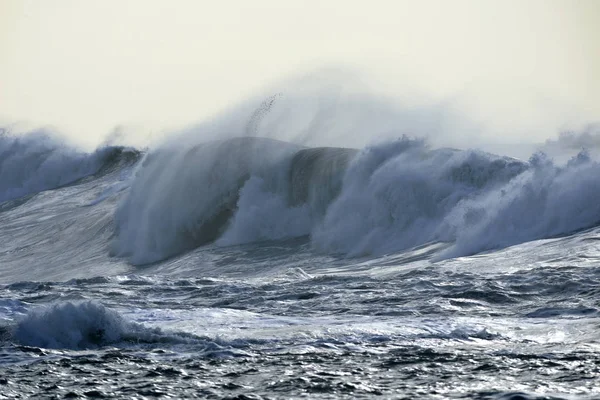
[
  {"x1": 111, "y1": 137, "x2": 355, "y2": 264},
  {"x1": 112, "y1": 134, "x2": 600, "y2": 265}
]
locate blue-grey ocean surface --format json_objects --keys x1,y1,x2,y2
[{"x1": 1, "y1": 132, "x2": 599, "y2": 399}]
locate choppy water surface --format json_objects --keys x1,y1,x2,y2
[{"x1": 1, "y1": 134, "x2": 600, "y2": 399}]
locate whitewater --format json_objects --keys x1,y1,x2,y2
[{"x1": 1, "y1": 101, "x2": 600, "y2": 399}]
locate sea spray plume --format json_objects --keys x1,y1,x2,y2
[{"x1": 168, "y1": 68, "x2": 473, "y2": 150}]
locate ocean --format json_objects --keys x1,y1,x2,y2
[{"x1": 0, "y1": 129, "x2": 599, "y2": 399}]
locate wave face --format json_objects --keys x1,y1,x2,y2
[
  {"x1": 0, "y1": 130, "x2": 140, "y2": 203},
  {"x1": 112, "y1": 137, "x2": 303, "y2": 264}
]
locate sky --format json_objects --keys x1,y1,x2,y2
[{"x1": 1, "y1": 0, "x2": 599, "y2": 149}]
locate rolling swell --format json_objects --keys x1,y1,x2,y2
[{"x1": 113, "y1": 136, "x2": 600, "y2": 265}]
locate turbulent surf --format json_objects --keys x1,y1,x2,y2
[{"x1": 1, "y1": 124, "x2": 600, "y2": 399}]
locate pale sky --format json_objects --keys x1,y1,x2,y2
[{"x1": 1, "y1": 0, "x2": 599, "y2": 149}]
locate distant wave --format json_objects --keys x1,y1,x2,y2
[
  {"x1": 112, "y1": 136, "x2": 600, "y2": 264},
  {"x1": 0, "y1": 130, "x2": 141, "y2": 203}
]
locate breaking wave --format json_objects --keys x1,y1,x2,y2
[
  {"x1": 313, "y1": 142, "x2": 600, "y2": 259},
  {"x1": 311, "y1": 139, "x2": 528, "y2": 257},
  {"x1": 0, "y1": 129, "x2": 141, "y2": 203},
  {"x1": 111, "y1": 137, "x2": 303, "y2": 264},
  {"x1": 112, "y1": 134, "x2": 600, "y2": 264}
]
